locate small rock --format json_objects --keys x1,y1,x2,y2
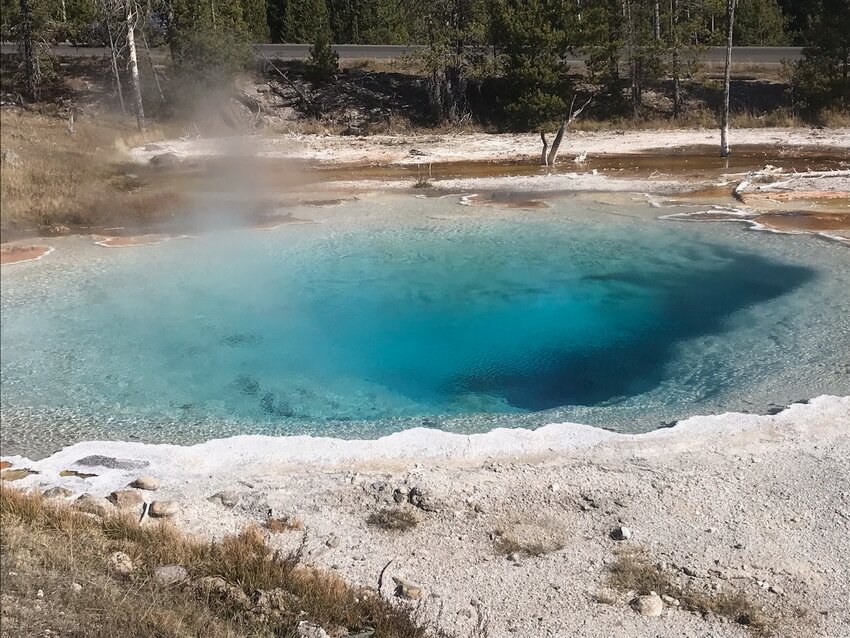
[
  {"x1": 0, "y1": 149, "x2": 20, "y2": 165},
  {"x1": 129, "y1": 476, "x2": 160, "y2": 491},
  {"x1": 254, "y1": 587, "x2": 300, "y2": 611},
  {"x1": 0, "y1": 461, "x2": 12, "y2": 470},
  {"x1": 195, "y1": 576, "x2": 228, "y2": 595},
  {"x1": 107, "y1": 489, "x2": 145, "y2": 510},
  {"x1": 392, "y1": 487, "x2": 408, "y2": 504},
  {"x1": 661, "y1": 594, "x2": 679, "y2": 606},
  {"x1": 325, "y1": 534, "x2": 340, "y2": 548},
  {"x1": 682, "y1": 566, "x2": 702, "y2": 577},
  {"x1": 149, "y1": 500, "x2": 178, "y2": 518},
  {"x1": 297, "y1": 621, "x2": 331, "y2": 638},
  {"x1": 46, "y1": 224, "x2": 70, "y2": 236},
  {"x1": 42, "y1": 486, "x2": 74, "y2": 499},
  {"x1": 609, "y1": 526, "x2": 632, "y2": 541},
  {"x1": 631, "y1": 592, "x2": 664, "y2": 617},
  {"x1": 408, "y1": 486, "x2": 439, "y2": 512},
  {"x1": 149, "y1": 152, "x2": 181, "y2": 168},
  {"x1": 195, "y1": 577, "x2": 251, "y2": 608},
  {"x1": 549, "y1": 483, "x2": 560, "y2": 493},
  {"x1": 208, "y1": 490, "x2": 240, "y2": 508},
  {"x1": 70, "y1": 582, "x2": 82, "y2": 594},
  {"x1": 153, "y1": 565, "x2": 188, "y2": 586},
  {"x1": 74, "y1": 494, "x2": 114, "y2": 517},
  {"x1": 108, "y1": 551, "x2": 134, "y2": 576},
  {"x1": 507, "y1": 552, "x2": 521, "y2": 563},
  {"x1": 36, "y1": 589, "x2": 44, "y2": 598},
  {"x1": 392, "y1": 577, "x2": 423, "y2": 600},
  {"x1": 768, "y1": 585, "x2": 784, "y2": 595}
]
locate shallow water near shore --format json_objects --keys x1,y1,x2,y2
[{"x1": 2, "y1": 194, "x2": 849, "y2": 457}]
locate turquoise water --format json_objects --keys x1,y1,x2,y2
[{"x1": 2, "y1": 195, "x2": 849, "y2": 455}]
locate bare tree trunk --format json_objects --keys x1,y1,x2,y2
[
  {"x1": 18, "y1": 0, "x2": 39, "y2": 100},
  {"x1": 654, "y1": 1, "x2": 660, "y2": 39},
  {"x1": 540, "y1": 131, "x2": 550, "y2": 166},
  {"x1": 547, "y1": 96, "x2": 593, "y2": 165},
  {"x1": 61, "y1": 0, "x2": 67, "y2": 22},
  {"x1": 671, "y1": 0, "x2": 681, "y2": 117},
  {"x1": 105, "y1": 12, "x2": 126, "y2": 115},
  {"x1": 720, "y1": 0, "x2": 736, "y2": 157},
  {"x1": 125, "y1": 0, "x2": 145, "y2": 130}
]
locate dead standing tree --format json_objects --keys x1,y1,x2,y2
[
  {"x1": 540, "y1": 95, "x2": 592, "y2": 166},
  {"x1": 720, "y1": 0, "x2": 737, "y2": 157},
  {"x1": 125, "y1": 0, "x2": 145, "y2": 130},
  {"x1": 101, "y1": 0, "x2": 127, "y2": 115}
]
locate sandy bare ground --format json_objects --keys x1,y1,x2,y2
[
  {"x1": 132, "y1": 128, "x2": 850, "y2": 166},
  {"x1": 4, "y1": 396, "x2": 849, "y2": 638}
]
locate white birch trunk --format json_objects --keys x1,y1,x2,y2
[
  {"x1": 126, "y1": 0, "x2": 145, "y2": 130},
  {"x1": 720, "y1": 0, "x2": 736, "y2": 157}
]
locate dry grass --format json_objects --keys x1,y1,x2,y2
[
  {"x1": 264, "y1": 516, "x2": 303, "y2": 533},
  {"x1": 492, "y1": 525, "x2": 564, "y2": 558},
  {"x1": 0, "y1": 486, "x2": 432, "y2": 638},
  {"x1": 606, "y1": 548, "x2": 774, "y2": 635},
  {"x1": 0, "y1": 109, "x2": 183, "y2": 235},
  {"x1": 366, "y1": 507, "x2": 420, "y2": 532}
]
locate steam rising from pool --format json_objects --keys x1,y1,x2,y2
[{"x1": 2, "y1": 195, "x2": 849, "y2": 456}]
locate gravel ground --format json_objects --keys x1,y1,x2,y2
[{"x1": 5, "y1": 396, "x2": 849, "y2": 638}]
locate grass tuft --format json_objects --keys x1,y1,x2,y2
[
  {"x1": 0, "y1": 486, "x2": 433, "y2": 638},
  {"x1": 265, "y1": 516, "x2": 304, "y2": 533},
  {"x1": 366, "y1": 507, "x2": 420, "y2": 532},
  {"x1": 606, "y1": 547, "x2": 773, "y2": 635}
]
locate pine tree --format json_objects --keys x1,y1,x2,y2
[
  {"x1": 577, "y1": 0, "x2": 627, "y2": 116},
  {"x1": 282, "y1": 0, "x2": 318, "y2": 42},
  {"x1": 489, "y1": 0, "x2": 575, "y2": 130},
  {"x1": 309, "y1": 0, "x2": 339, "y2": 78},
  {"x1": 168, "y1": 0, "x2": 254, "y2": 85},
  {"x1": 793, "y1": 0, "x2": 850, "y2": 114},
  {"x1": 241, "y1": 0, "x2": 270, "y2": 41},
  {"x1": 734, "y1": 0, "x2": 787, "y2": 45},
  {"x1": 411, "y1": 0, "x2": 489, "y2": 122}
]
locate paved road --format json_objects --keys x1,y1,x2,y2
[{"x1": 1, "y1": 43, "x2": 802, "y2": 65}]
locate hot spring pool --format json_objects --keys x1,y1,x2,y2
[{"x1": 2, "y1": 194, "x2": 849, "y2": 456}]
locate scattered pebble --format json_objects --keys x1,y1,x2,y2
[
  {"x1": 296, "y1": 621, "x2": 331, "y2": 638},
  {"x1": 42, "y1": 486, "x2": 74, "y2": 499},
  {"x1": 153, "y1": 565, "x2": 189, "y2": 586},
  {"x1": 107, "y1": 489, "x2": 145, "y2": 510},
  {"x1": 609, "y1": 526, "x2": 633, "y2": 541},
  {"x1": 73, "y1": 494, "x2": 114, "y2": 517},
  {"x1": 392, "y1": 577, "x2": 423, "y2": 600},
  {"x1": 208, "y1": 490, "x2": 240, "y2": 508},
  {"x1": 149, "y1": 500, "x2": 179, "y2": 518},
  {"x1": 130, "y1": 476, "x2": 160, "y2": 491},
  {"x1": 630, "y1": 592, "x2": 664, "y2": 617},
  {"x1": 108, "y1": 551, "x2": 134, "y2": 577}
]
